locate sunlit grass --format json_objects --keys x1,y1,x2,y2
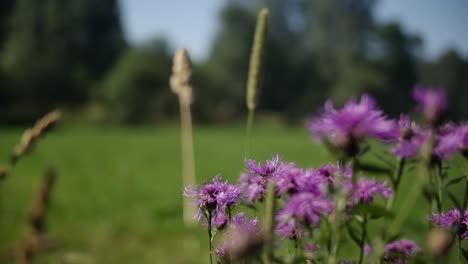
[{"x1": 0, "y1": 124, "x2": 464, "y2": 263}]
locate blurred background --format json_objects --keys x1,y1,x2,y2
[
  {"x1": 0, "y1": 0, "x2": 467, "y2": 124},
  {"x1": 0, "y1": 0, "x2": 467, "y2": 263}
]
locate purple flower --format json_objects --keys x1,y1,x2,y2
[
  {"x1": 305, "y1": 242, "x2": 320, "y2": 254},
  {"x1": 434, "y1": 122, "x2": 468, "y2": 159},
  {"x1": 384, "y1": 239, "x2": 420, "y2": 263},
  {"x1": 275, "y1": 218, "x2": 303, "y2": 240},
  {"x1": 245, "y1": 155, "x2": 294, "y2": 177},
  {"x1": 307, "y1": 95, "x2": 395, "y2": 152},
  {"x1": 349, "y1": 176, "x2": 392, "y2": 206},
  {"x1": 276, "y1": 167, "x2": 327, "y2": 196},
  {"x1": 433, "y1": 123, "x2": 460, "y2": 159},
  {"x1": 432, "y1": 208, "x2": 468, "y2": 239},
  {"x1": 390, "y1": 114, "x2": 426, "y2": 158},
  {"x1": 240, "y1": 155, "x2": 295, "y2": 202},
  {"x1": 183, "y1": 176, "x2": 241, "y2": 223},
  {"x1": 315, "y1": 162, "x2": 352, "y2": 183},
  {"x1": 276, "y1": 192, "x2": 333, "y2": 239},
  {"x1": 214, "y1": 213, "x2": 261, "y2": 258},
  {"x1": 413, "y1": 86, "x2": 447, "y2": 125}
]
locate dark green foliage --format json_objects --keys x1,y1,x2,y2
[
  {"x1": 100, "y1": 39, "x2": 175, "y2": 123},
  {"x1": 0, "y1": 0, "x2": 125, "y2": 122}
]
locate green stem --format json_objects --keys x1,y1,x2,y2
[
  {"x1": 208, "y1": 210, "x2": 213, "y2": 264},
  {"x1": 358, "y1": 215, "x2": 368, "y2": 264},
  {"x1": 387, "y1": 158, "x2": 406, "y2": 211},
  {"x1": 262, "y1": 181, "x2": 276, "y2": 264},
  {"x1": 328, "y1": 159, "x2": 355, "y2": 264},
  {"x1": 388, "y1": 131, "x2": 433, "y2": 237},
  {"x1": 244, "y1": 110, "x2": 255, "y2": 158},
  {"x1": 458, "y1": 235, "x2": 462, "y2": 264}
]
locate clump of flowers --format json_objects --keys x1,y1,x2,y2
[
  {"x1": 383, "y1": 239, "x2": 421, "y2": 263},
  {"x1": 432, "y1": 208, "x2": 468, "y2": 240},
  {"x1": 239, "y1": 155, "x2": 295, "y2": 201},
  {"x1": 307, "y1": 94, "x2": 395, "y2": 156},
  {"x1": 184, "y1": 176, "x2": 241, "y2": 227},
  {"x1": 184, "y1": 87, "x2": 468, "y2": 264}
]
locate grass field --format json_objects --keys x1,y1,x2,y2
[{"x1": 0, "y1": 124, "x2": 465, "y2": 263}]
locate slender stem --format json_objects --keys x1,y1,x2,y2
[
  {"x1": 180, "y1": 101, "x2": 197, "y2": 225},
  {"x1": 458, "y1": 235, "x2": 462, "y2": 264},
  {"x1": 387, "y1": 158, "x2": 406, "y2": 211},
  {"x1": 437, "y1": 162, "x2": 443, "y2": 214},
  {"x1": 262, "y1": 181, "x2": 276, "y2": 264},
  {"x1": 227, "y1": 206, "x2": 232, "y2": 226},
  {"x1": 244, "y1": 110, "x2": 255, "y2": 158},
  {"x1": 388, "y1": 131, "x2": 433, "y2": 236},
  {"x1": 358, "y1": 215, "x2": 368, "y2": 264},
  {"x1": 208, "y1": 210, "x2": 213, "y2": 264},
  {"x1": 328, "y1": 158, "x2": 355, "y2": 264},
  {"x1": 294, "y1": 238, "x2": 298, "y2": 259}
]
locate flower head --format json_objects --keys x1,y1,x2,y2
[
  {"x1": 390, "y1": 114, "x2": 426, "y2": 158},
  {"x1": 349, "y1": 176, "x2": 392, "y2": 206},
  {"x1": 384, "y1": 239, "x2": 420, "y2": 263},
  {"x1": 434, "y1": 122, "x2": 468, "y2": 159},
  {"x1": 413, "y1": 86, "x2": 447, "y2": 125},
  {"x1": 240, "y1": 155, "x2": 295, "y2": 202},
  {"x1": 276, "y1": 192, "x2": 333, "y2": 230},
  {"x1": 184, "y1": 176, "x2": 241, "y2": 223},
  {"x1": 307, "y1": 95, "x2": 395, "y2": 154},
  {"x1": 432, "y1": 208, "x2": 468, "y2": 239}
]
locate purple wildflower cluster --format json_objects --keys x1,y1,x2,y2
[
  {"x1": 432, "y1": 208, "x2": 468, "y2": 239},
  {"x1": 183, "y1": 176, "x2": 241, "y2": 227},
  {"x1": 184, "y1": 86, "x2": 467, "y2": 263},
  {"x1": 308, "y1": 86, "x2": 468, "y2": 161},
  {"x1": 307, "y1": 95, "x2": 395, "y2": 154},
  {"x1": 365, "y1": 240, "x2": 421, "y2": 264},
  {"x1": 383, "y1": 239, "x2": 421, "y2": 264},
  {"x1": 239, "y1": 155, "x2": 295, "y2": 202}
]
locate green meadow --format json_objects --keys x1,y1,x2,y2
[{"x1": 0, "y1": 124, "x2": 464, "y2": 263}]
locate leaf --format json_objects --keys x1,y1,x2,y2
[
  {"x1": 356, "y1": 162, "x2": 392, "y2": 175},
  {"x1": 445, "y1": 189, "x2": 462, "y2": 209},
  {"x1": 346, "y1": 224, "x2": 362, "y2": 246},
  {"x1": 351, "y1": 204, "x2": 394, "y2": 219},
  {"x1": 460, "y1": 247, "x2": 468, "y2": 261},
  {"x1": 464, "y1": 180, "x2": 468, "y2": 208},
  {"x1": 445, "y1": 175, "x2": 467, "y2": 187},
  {"x1": 422, "y1": 187, "x2": 435, "y2": 202}
]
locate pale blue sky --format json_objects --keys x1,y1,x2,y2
[{"x1": 119, "y1": 0, "x2": 468, "y2": 61}]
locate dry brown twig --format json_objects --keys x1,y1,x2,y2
[
  {"x1": 0, "y1": 110, "x2": 61, "y2": 181},
  {"x1": 17, "y1": 167, "x2": 57, "y2": 264}
]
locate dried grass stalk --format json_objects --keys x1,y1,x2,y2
[
  {"x1": 170, "y1": 48, "x2": 197, "y2": 225},
  {"x1": 17, "y1": 167, "x2": 57, "y2": 264}
]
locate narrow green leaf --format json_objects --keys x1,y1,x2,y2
[
  {"x1": 351, "y1": 204, "x2": 394, "y2": 219},
  {"x1": 460, "y1": 247, "x2": 468, "y2": 261},
  {"x1": 445, "y1": 189, "x2": 462, "y2": 209},
  {"x1": 464, "y1": 180, "x2": 468, "y2": 208},
  {"x1": 346, "y1": 224, "x2": 362, "y2": 246},
  {"x1": 445, "y1": 175, "x2": 467, "y2": 187}
]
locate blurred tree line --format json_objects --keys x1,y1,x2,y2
[{"x1": 0, "y1": 0, "x2": 466, "y2": 124}]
